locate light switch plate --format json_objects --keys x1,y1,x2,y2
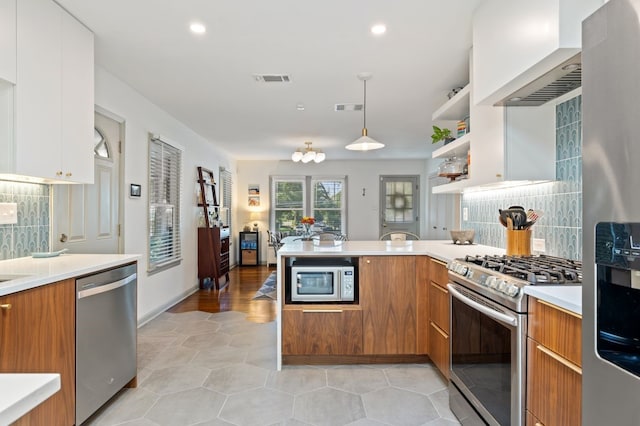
[
  {"x1": 463, "y1": 207, "x2": 468, "y2": 221},
  {"x1": 532, "y1": 238, "x2": 546, "y2": 253},
  {"x1": 0, "y1": 202, "x2": 17, "y2": 225}
]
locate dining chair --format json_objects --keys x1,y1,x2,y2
[{"x1": 379, "y1": 231, "x2": 420, "y2": 241}]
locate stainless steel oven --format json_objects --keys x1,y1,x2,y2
[
  {"x1": 448, "y1": 282, "x2": 526, "y2": 426},
  {"x1": 447, "y1": 255, "x2": 581, "y2": 425}
]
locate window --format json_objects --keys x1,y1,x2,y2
[
  {"x1": 148, "y1": 135, "x2": 182, "y2": 271},
  {"x1": 271, "y1": 176, "x2": 346, "y2": 236},
  {"x1": 220, "y1": 167, "x2": 232, "y2": 231}
]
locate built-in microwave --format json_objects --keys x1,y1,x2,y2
[{"x1": 290, "y1": 264, "x2": 356, "y2": 302}]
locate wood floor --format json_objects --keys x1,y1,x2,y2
[{"x1": 167, "y1": 265, "x2": 277, "y2": 323}]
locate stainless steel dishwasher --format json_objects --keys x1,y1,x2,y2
[{"x1": 76, "y1": 262, "x2": 137, "y2": 425}]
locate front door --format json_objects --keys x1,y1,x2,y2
[
  {"x1": 52, "y1": 111, "x2": 122, "y2": 253},
  {"x1": 379, "y1": 175, "x2": 420, "y2": 237}
]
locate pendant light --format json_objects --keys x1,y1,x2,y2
[{"x1": 345, "y1": 72, "x2": 385, "y2": 151}]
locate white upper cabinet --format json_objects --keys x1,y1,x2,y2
[
  {"x1": 473, "y1": 0, "x2": 604, "y2": 106},
  {"x1": 61, "y1": 11, "x2": 94, "y2": 183},
  {"x1": 6, "y1": 0, "x2": 94, "y2": 183},
  {"x1": 0, "y1": 0, "x2": 16, "y2": 84}
]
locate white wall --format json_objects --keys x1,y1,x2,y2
[
  {"x1": 235, "y1": 159, "x2": 429, "y2": 263},
  {"x1": 94, "y1": 66, "x2": 236, "y2": 323}
]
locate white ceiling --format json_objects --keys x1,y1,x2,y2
[{"x1": 56, "y1": 0, "x2": 482, "y2": 161}]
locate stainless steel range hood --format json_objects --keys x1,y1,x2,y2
[{"x1": 494, "y1": 53, "x2": 582, "y2": 107}]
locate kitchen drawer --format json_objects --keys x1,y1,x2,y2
[
  {"x1": 429, "y1": 321, "x2": 450, "y2": 380},
  {"x1": 282, "y1": 307, "x2": 363, "y2": 355},
  {"x1": 527, "y1": 337, "x2": 581, "y2": 426},
  {"x1": 429, "y1": 282, "x2": 449, "y2": 334},
  {"x1": 429, "y1": 258, "x2": 448, "y2": 287},
  {"x1": 528, "y1": 297, "x2": 581, "y2": 366}
]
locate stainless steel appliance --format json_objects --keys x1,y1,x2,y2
[
  {"x1": 290, "y1": 262, "x2": 355, "y2": 302},
  {"x1": 447, "y1": 255, "x2": 582, "y2": 425},
  {"x1": 76, "y1": 263, "x2": 137, "y2": 425},
  {"x1": 583, "y1": 1, "x2": 640, "y2": 423}
]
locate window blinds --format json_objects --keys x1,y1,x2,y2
[
  {"x1": 148, "y1": 135, "x2": 183, "y2": 271},
  {"x1": 220, "y1": 168, "x2": 232, "y2": 229}
]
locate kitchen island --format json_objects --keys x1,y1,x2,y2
[{"x1": 275, "y1": 240, "x2": 504, "y2": 370}]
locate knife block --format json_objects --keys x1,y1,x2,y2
[{"x1": 506, "y1": 229, "x2": 532, "y2": 256}]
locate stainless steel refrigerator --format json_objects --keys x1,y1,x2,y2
[{"x1": 583, "y1": 1, "x2": 640, "y2": 424}]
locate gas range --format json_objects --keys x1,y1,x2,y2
[{"x1": 447, "y1": 254, "x2": 582, "y2": 313}]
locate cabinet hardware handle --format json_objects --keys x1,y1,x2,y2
[
  {"x1": 56, "y1": 171, "x2": 63, "y2": 176},
  {"x1": 65, "y1": 172, "x2": 72, "y2": 177},
  {"x1": 302, "y1": 309, "x2": 343, "y2": 313},
  {"x1": 535, "y1": 422, "x2": 544, "y2": 426},
  {"x1": 430, "y1": 321, "x2": 448, "y2": 338},
  {"x1": 536, "y1": 344, "x2": 582, "y2": 375},
  {"x1": 431, "y1": 282, "x2": 448, "y2": 293},
  {"x1": 366, "y1": 259, "x2": 371, "y2": 264},
  {"x1": 431, "y1": 258, "x2": 447, "y2": 267},
  {"x1": 0, "y1": 303, "x2": 11, "y2": 310},
  {"x1": 537, "y1": 299, "x2": 582, "y2": 319}
]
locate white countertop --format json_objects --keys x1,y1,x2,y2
[
  {"x1": 0, "y1": 374, "x2": 60, "y2": 424},
  {"x1": 0, "y1": 253, "x2": 140, "y2": 296},
  {"x1": 278, "y1": 239, "x2": 505, "y2": 263},
  {"x1": 524, "y1": 285, "x2": 582, "y2": 315}
]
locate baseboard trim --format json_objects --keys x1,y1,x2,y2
[{"x1": 137, "y1": 283, "x2": 199, "y2": 327}]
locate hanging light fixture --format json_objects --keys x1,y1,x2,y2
[
  {"x1": 291, "y1": 141, "x2": 325, "y2": 163},
  {"x1": 345, "y1": 72, "x2": 385, "y2": 151}
]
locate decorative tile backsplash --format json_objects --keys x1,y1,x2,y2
[
  {"x1": 461, "y1": 95, "x2": 582, "y2": 260},
  {"x1": 0, "y1": 180, "x2": 50, "y2": 260}
]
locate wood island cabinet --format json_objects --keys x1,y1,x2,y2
[
  {"x1": 428, "y1": 258, "x2": 450, "y2": 379},
  {"x1": 527, "y1": 297, "x2": 582, "y2": 426},
  {"x1": 0, "y1": 279, "x2": 75, "y2": 425},
  {"x1": 282, "y1": 306, "x2": 363, "y2": 355},
  {"x1": 360, "y1": 256, "x2": 417, "y2": 355}
]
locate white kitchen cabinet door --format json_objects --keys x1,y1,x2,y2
[
  {"x1": 0, "y1": 0, "x2": 16, "y2": 84},
  {"x1": 61, "y1": 9, "x2": 94, "y2": 184},
  {"x1": 15, "y1": 0, "x2": 62, "y2": 180},
  {"x1": 11, "y1": 0, "x2": 94, "y2": 183}
]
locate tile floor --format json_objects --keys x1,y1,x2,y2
[{"x1": 86, "y1": 310, "x2": 461, "y2": 426}]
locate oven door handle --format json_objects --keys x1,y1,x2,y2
[{"x1": 447, "y1": 284, "x2": 518, "y2": 327}]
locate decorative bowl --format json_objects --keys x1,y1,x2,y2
[{"x1": 450, "y1": 229, "x2": 475, "y2": 245}]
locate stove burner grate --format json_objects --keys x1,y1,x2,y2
[{"x1": 462, "y1": 254, "x2": 582, "y2": 285}]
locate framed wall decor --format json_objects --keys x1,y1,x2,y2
[
  {"x1": 248, "y1": 196, "x2": 260, "y2": 207},
  {"x1": 248, "y1": 184, "x2": 260, "y2": 195}
]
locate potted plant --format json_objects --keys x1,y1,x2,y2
[{"x1": 431, "y1": 125, "x2": 455, "y2": 144}]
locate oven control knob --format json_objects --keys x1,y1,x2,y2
[
  {"x1": 486, "y1": 276, "x2": 497, "y2": 288},
  {"x1": 496, "y1": 280, "x2": 508, "y2": 292},
  {"x1": 506, "y1": 284, "x2": 520, "y2": 297}
]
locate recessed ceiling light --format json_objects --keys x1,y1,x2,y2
[
  {"x1": 190, "y1": 22, "x2": 206, "y2": 34},
  {"x1": 371, "y1": 24, "x2": 386, "y2": 35}
]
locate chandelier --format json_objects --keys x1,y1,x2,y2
[
  {"x1": 291, "y1": 141, "x2": 326, "y2": 163},
  {"x1": 345, "y1": 72, "x2": 385, "y2": 151}
]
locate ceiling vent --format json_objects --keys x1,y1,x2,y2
[
  {"x1": 496, "y1": 53, "x2": 582, "y2": 106},
  {"x1": 254, "y1": 74, "x2": 291, "y2": 83},
  {"x1": 335, "y1": 103, "x2": 364, "y2": 111}
]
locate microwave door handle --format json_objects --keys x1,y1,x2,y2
[{"x1": 447, "y1": 284, "x2": 518, "y2": 327}]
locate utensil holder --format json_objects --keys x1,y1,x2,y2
[{"x1": 506, "y1": 229, "x2": 532, "y2": 256}]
